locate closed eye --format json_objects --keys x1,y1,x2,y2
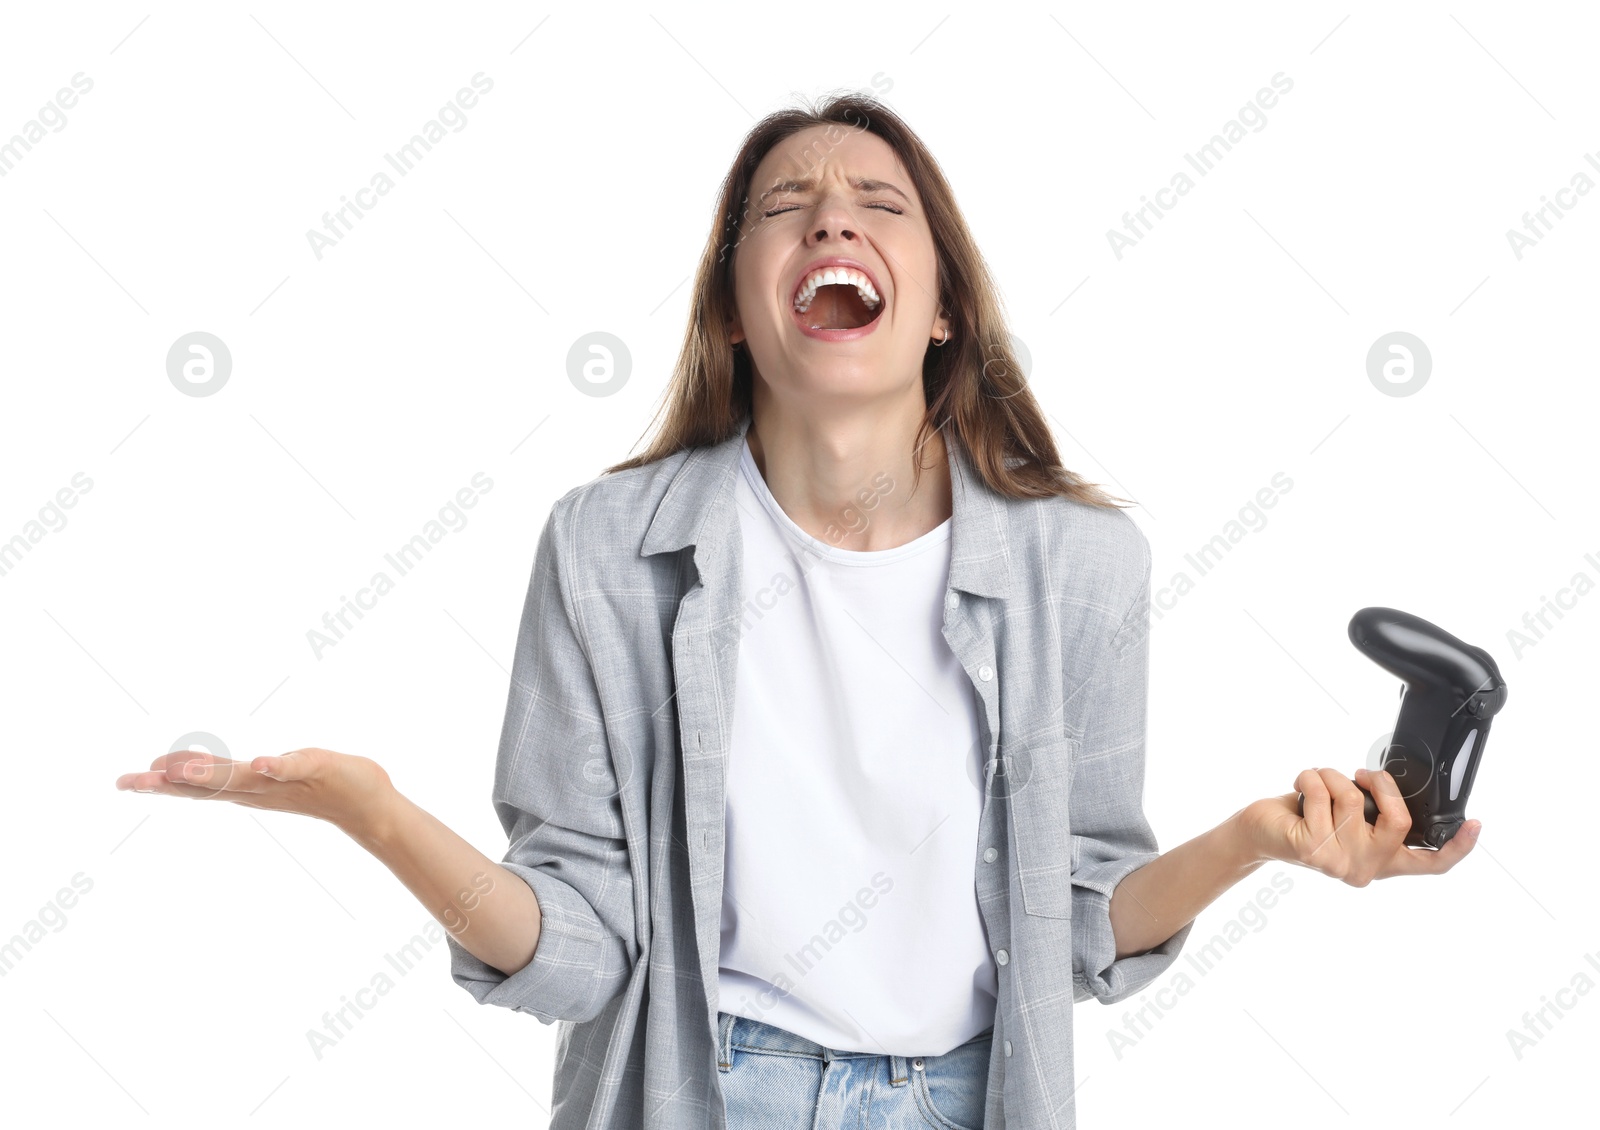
[{"x1": 763, "y1": 202, "x2": 903, "y2": 217}]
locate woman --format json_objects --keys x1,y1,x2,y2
[{"x1": 115, "y1": 92, "x2": 1478, "y2": 1129}]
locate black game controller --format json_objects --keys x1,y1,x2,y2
[{"x1": 1297, "y1": 607, "x2": 1507, "y2": 849}]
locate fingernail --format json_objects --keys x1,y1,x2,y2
[
  {"x1": 184, "y1": 762, "x2": 205, "y2": 779},
  {"x1": 1469, "y1": 823, "x2": 1481, "y2": 837}
]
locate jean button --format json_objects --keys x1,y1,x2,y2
[{"x1": 912, "y1": 1057, "x2": 925, "y2": 1071}]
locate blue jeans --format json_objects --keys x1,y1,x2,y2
[{"x1": 716, "y1": 1010, "x2": 994, "y2": 1129}]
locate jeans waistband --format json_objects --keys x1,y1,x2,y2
[{"x1": 716, "y1": 1009, "x2": 993, "y2": 1073}]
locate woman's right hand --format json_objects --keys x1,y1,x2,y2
[{"x1": 114, "y1": 747, "x2": 399, "y2": 843}]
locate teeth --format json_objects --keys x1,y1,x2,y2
[{"x1": 793, "y1": 266, "x2": 881, "y2": 313}]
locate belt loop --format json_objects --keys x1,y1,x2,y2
[
  {"x1": 717, "y1": 1012, "x2": 734, "y2": 1072},
  {"x1": 889, "y1": 1053, "x2": 909, "y2": 1087}
]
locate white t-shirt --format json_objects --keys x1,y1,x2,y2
[{"x1": 717, "y1": 438, "x2": 998, "y2": 1056}]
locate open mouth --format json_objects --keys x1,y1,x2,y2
[{"x1": 792, "y1": 266, "x2": 883, "y2": 332}]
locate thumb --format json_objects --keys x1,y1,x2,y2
[{"x1": 1434, "y1": 820, "x2": 1482, "y2": 867}]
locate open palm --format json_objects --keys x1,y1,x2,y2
[{"x1": 114, "y1": 746, "x2": 395, "y2": 838}]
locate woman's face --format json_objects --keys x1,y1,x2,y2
[{"x1": 728, "y1": 124, "x2": 950, "y2": 405}]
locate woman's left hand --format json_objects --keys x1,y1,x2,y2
[{"x1": 1236, "y1": 766, "x2": 1481, "y2": 885}]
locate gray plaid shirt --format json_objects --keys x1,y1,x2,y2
[{"x1": 446, "y1": 411, "x2": 1193, "y2": 1128}]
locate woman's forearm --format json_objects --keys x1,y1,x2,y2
[
  {"x1": 348, "y1": 791, "x2": 543, "y2": 977},
  {"x1": 1108, "y1": 811, "x2": 1265, "y2": 959}
]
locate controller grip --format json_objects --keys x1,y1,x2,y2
[{"x1": 1297, "y1": 786, "x2": 1380, "y2": 825}]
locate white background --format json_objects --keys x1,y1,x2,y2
[{"x1": 2, "y1": 2, "x2": 1594, "y2": 1126}]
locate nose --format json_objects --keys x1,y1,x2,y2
[
  {"x1": 807, "y1": 190, "x2": 859, "y2": 245},
  {"x1": 810, "y1": 222, "x2": 856, "y2": 243}
]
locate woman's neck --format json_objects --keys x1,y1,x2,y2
[{"x1": 744, "y1": 401, "x2": 952, "y2": 552}]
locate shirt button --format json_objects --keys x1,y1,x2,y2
[
  {"x1": 978, "y1": 664, "x2": 994, "y2": 681},
  {"x1": 1004, "y1": 1040, "x2": 1012, "y2": 1057},
  {"x1": 983, "y1": 847, "x2": 997, "y2": 863},
  {"x1": 995, "y1": 948, "x2": 1009, "y2": 965},
  {"x1": 945, "y1": 591, "x2": 960, "y2": 610}
]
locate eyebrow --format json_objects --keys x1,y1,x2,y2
[{"x1": 758, "y1": 176, "x2": 911, "y2": 204}]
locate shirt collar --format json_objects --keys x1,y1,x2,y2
[{"x1": 639, "y1": 410, "x2": 1014, "y2": 600}]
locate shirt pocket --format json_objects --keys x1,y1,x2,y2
[{"x1": 1005, "y1": 736, "x2": 1077, "y2": 919}]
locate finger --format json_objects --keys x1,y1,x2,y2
[
  {"x1": 145, "y1": 750, "x2": 234, "y2": 775},
  {"x1": 1356, "y1": 767, "x2": 1411, "y2": 848},
  {"x1": 1318, "y1": 767, "x2": 1368, "y2": 845},
  {"x1": 162, "y1": 750, "x2": 212, "y2": 783},
  {"x1": 253, "y1": 749, "x2": 315, "y2": 782},
  {"x1": 118, "y1": 770, "x2": 241, "y2": 800},
  {"x1": 163, "y1": 752, "x2": 267, "y2": 800},
  {"x1": 1392, "y1": 819, "x2": 1482, "y2": 876},
  {"x1": 1294, "y1": 768, "x2": 1333, "y2": 855},
  {"x1": 112, "y1": 753, "x2": 193, "y2": 789}
]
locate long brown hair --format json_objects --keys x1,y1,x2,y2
[{"x1": 603, "y1": 90, "x2": 1128, "y2": 510}]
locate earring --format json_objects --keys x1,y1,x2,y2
[{"x1": 932, "y1": 327, "x2": 950, "y2": 347}]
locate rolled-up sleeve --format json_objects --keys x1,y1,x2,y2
[
  {"x1": 1069, "y1": 532, "x2": 1193, "y2": 1004},
  {"x1": 446, "y1": 500, "x2": 637, "y2": 1025}
]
